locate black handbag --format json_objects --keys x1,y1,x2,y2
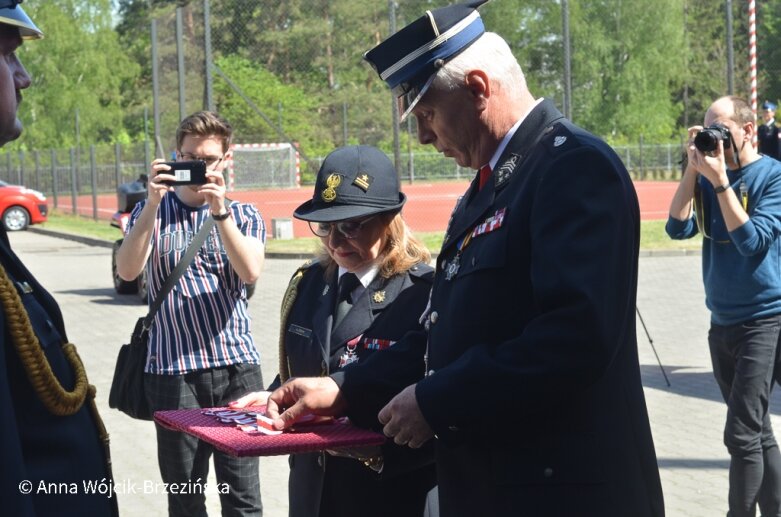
[{"x1": 109, "y1": 216, "x2": 216, "y2": 420}]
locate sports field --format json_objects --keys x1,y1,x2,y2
[{"x1": 57, "y1": 180, "x2": 679, "y2": 238}]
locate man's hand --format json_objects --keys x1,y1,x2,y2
[
  {"x1": 265, "y1": 377, "x2": 347, "y2": 430},
  {"x1": 199, "y1": 168, "x2": 227, "y2": 214},
  {"x1": 228, "y1": 391, "x2": 271, "y2": 409},
  {"x1": 687, "y1": 126, "x2": 729, "y2": 188},
  {"x1": 378, "y1": 383, "x2": 433, "y2": 449},
  {"x1": 147, "y1": 159, "x2": 175, "y2": 205}
]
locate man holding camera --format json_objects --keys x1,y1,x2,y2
[
  {"x1": 116, "y1": 111, "x2": 265, "y2": 517},
  {"x1": 667, "y1": 95, "x2": 781, "y2": 517}
]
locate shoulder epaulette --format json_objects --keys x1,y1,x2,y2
[
  {"x1": 291, "y1": 258, "x2": 319, "y2": 278},
  {"x1": 409, "y1": 262, "x2": 434, "y2": 281},
  {"x1": 542, "y1": 122, "x2": 579, "y2": 155}
]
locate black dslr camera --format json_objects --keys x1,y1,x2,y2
[{"x1": 694, "y1": 124, "x2": 732, "y2": 153}]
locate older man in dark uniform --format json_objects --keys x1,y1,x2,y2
[
  {"x1": 0, "y1": 3, "x2": 117, "y2": 516},
  {"x1": 265, "y1": 2, "x2": 665, "y2": 516},
  {"x1": 758, "y1": 100, "x2": 780, "y2": 160}
]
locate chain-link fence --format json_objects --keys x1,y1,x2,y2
[{"x1": 0, "y1": 140, "x2": 685, "y2": 229}]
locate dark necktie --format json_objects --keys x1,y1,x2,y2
[
  {"x1": 334, "y1": 272, "x2": 360, "y2": 329},
  {"x1": 478, "y1": 164, "x2": 492, "y2": 191}
]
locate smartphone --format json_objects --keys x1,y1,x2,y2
[{"x1": 161, "y1": 160, "x2": 207, "y2": 186}]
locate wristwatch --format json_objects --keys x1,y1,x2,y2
[
  {"x1": 713, "y1": 183, "x2": 731, "y2": 194},
  {"x1": 212, "y1": 210, "x2": 231, "y2": 221}
]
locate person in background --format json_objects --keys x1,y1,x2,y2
[
  {"x1": 0, "y1": 2, "x2": 118, "y2": 515},
  {"x1": 232, "y1": 145, "x2": 437, "y2": 517},
  {"x1": 757, "y1": 100, "x2": 780, "y2": 160},
  {"x1": 262, "y1": 2, "x2": 665, "y2": 516},
  {"x1": 667, "y1": 95, "x2": 781, "y2": 517},
  {"x1": 115, "y1": 111, "x2": 265, "y2": 517}
]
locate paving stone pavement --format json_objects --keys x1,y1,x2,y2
[{"x1": 7, "y1": 231, "x2": 781, "y2": 516}]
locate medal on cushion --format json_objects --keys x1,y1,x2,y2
[{"x1": 338, "y1": 335, "x2": 362, "y2": 368}]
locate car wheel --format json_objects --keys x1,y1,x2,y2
[
  {"x1": 3, "y1": 205, "x2": 30, "y2": 231},
  {"x1": 137, "y1": 267, "x2": 148, "y2": 304},
  {"x1": 112, "y1": 239, "x2": 138, "y2": 294}
]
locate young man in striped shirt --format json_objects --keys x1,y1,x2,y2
[{"x1": 116, "y1": 111, "x2": 265, "y2": 517}]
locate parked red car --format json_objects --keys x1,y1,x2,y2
[{"x1": 0, "y1": 180, "x2": 47, "y2": 231}]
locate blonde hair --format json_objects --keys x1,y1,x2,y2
[{"x1": 316, "y1": 212, "x2": 431, "y2": 279}]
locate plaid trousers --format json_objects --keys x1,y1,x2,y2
[{"x1": 145, "y1": 363, "x2": 264, "y2": 517}]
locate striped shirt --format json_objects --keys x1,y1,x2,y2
[{"x1": 127, "y1": 193, "x2": 266, "y2": 374}]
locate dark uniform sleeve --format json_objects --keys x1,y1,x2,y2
[{"x1": 1, "y1": 311, "x2": 36, "y2": 516}]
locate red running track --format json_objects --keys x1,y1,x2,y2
[{"x1": 58, "y1": 180, "x2": 679, "y2": 239}]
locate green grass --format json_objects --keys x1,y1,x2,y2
[
  {"x1": 640, "y1": 219, "x2": 699, "y2": 251},
  {"x1": 37, "y1": 210, "x2": 700, "y2": 254},
  {"x1": 39, "y1": 210, "x2": 123, "y2": 242}
]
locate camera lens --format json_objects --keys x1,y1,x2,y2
[
  {"x1": 694, "y1": 125, "x2": 731, "y2": 154},
  {"x1": 694, "y1": 129, "x2": 719, "y2": 153}
]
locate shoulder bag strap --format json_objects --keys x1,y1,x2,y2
[{"x1": 142, "y1": 215, "x2": 216, "y2": 329}]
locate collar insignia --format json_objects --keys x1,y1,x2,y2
[
  {"x1": 495, "y1": 154, "x2": 520, "y2": 188},
  {"x1": 372, "y1": 290, "x2": 386, "y2": 303}
]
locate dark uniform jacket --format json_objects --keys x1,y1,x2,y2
[
  {"x1": 271, "y1": 260, "x2": 436, "y2": 517},
  {"x1": 336, "y1": 99, "x2": 665, "y2": 517},
  {"x1": 758, "y1": 120, "x2": 780, "y2": 160},
  {"x1": 0, "y1": 228, "x2": 117, "y2": 517}
]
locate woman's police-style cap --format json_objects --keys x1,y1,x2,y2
[
  {"x1": 294, "y1": 145, "x2": 406, "y2": 223},
  {"x1": 0, "y1": 1, "x2": 43, "y2": 40},
  {"x1": 363, "y1": 1, "x2": 488, "y2": 121}
]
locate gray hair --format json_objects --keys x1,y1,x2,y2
[{"x1": 430, "y1": 32, "x2": 525, "y2": 98}]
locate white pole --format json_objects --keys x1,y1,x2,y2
[{"x1": 749, "y1": 0, "x2": 758, "y2": 147}]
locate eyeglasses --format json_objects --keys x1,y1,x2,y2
[
  {"x1": 308, "y1": 215, "x2": 378, "y2": 239},
  {"x1": 177, "y1": 152, "x2": 225, "y2": 168}
]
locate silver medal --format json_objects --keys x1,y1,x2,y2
[{"x1": 445, "y1": 255, "x2": 460, "y2": 281}]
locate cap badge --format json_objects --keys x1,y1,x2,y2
[
  {"x1": 322, "y1": 173, "x2": 342, "y2": 202},
  {"x1": 554, "y1": 136, "x2": 567, "y2": 147},
  {"x1": 353, "y1": 173, "x2": 373, "y2": 192},
  {"x1": 372, "y1": 291, "x2": 386, "y2": 303}
]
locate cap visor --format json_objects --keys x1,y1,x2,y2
[
  {"x1": 0, "y1": 8, "x2": 43, "y2": 40},
  {"x1": 294, "y1": 194, "x2": 406, "y2": 222},
  {"x1": 398, "y1": 75, "x2": 435, "y2": 123}
]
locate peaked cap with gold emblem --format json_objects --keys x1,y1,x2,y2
[{"x1": 293, "y1": 145, "x2": 406, "y2": 223}]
